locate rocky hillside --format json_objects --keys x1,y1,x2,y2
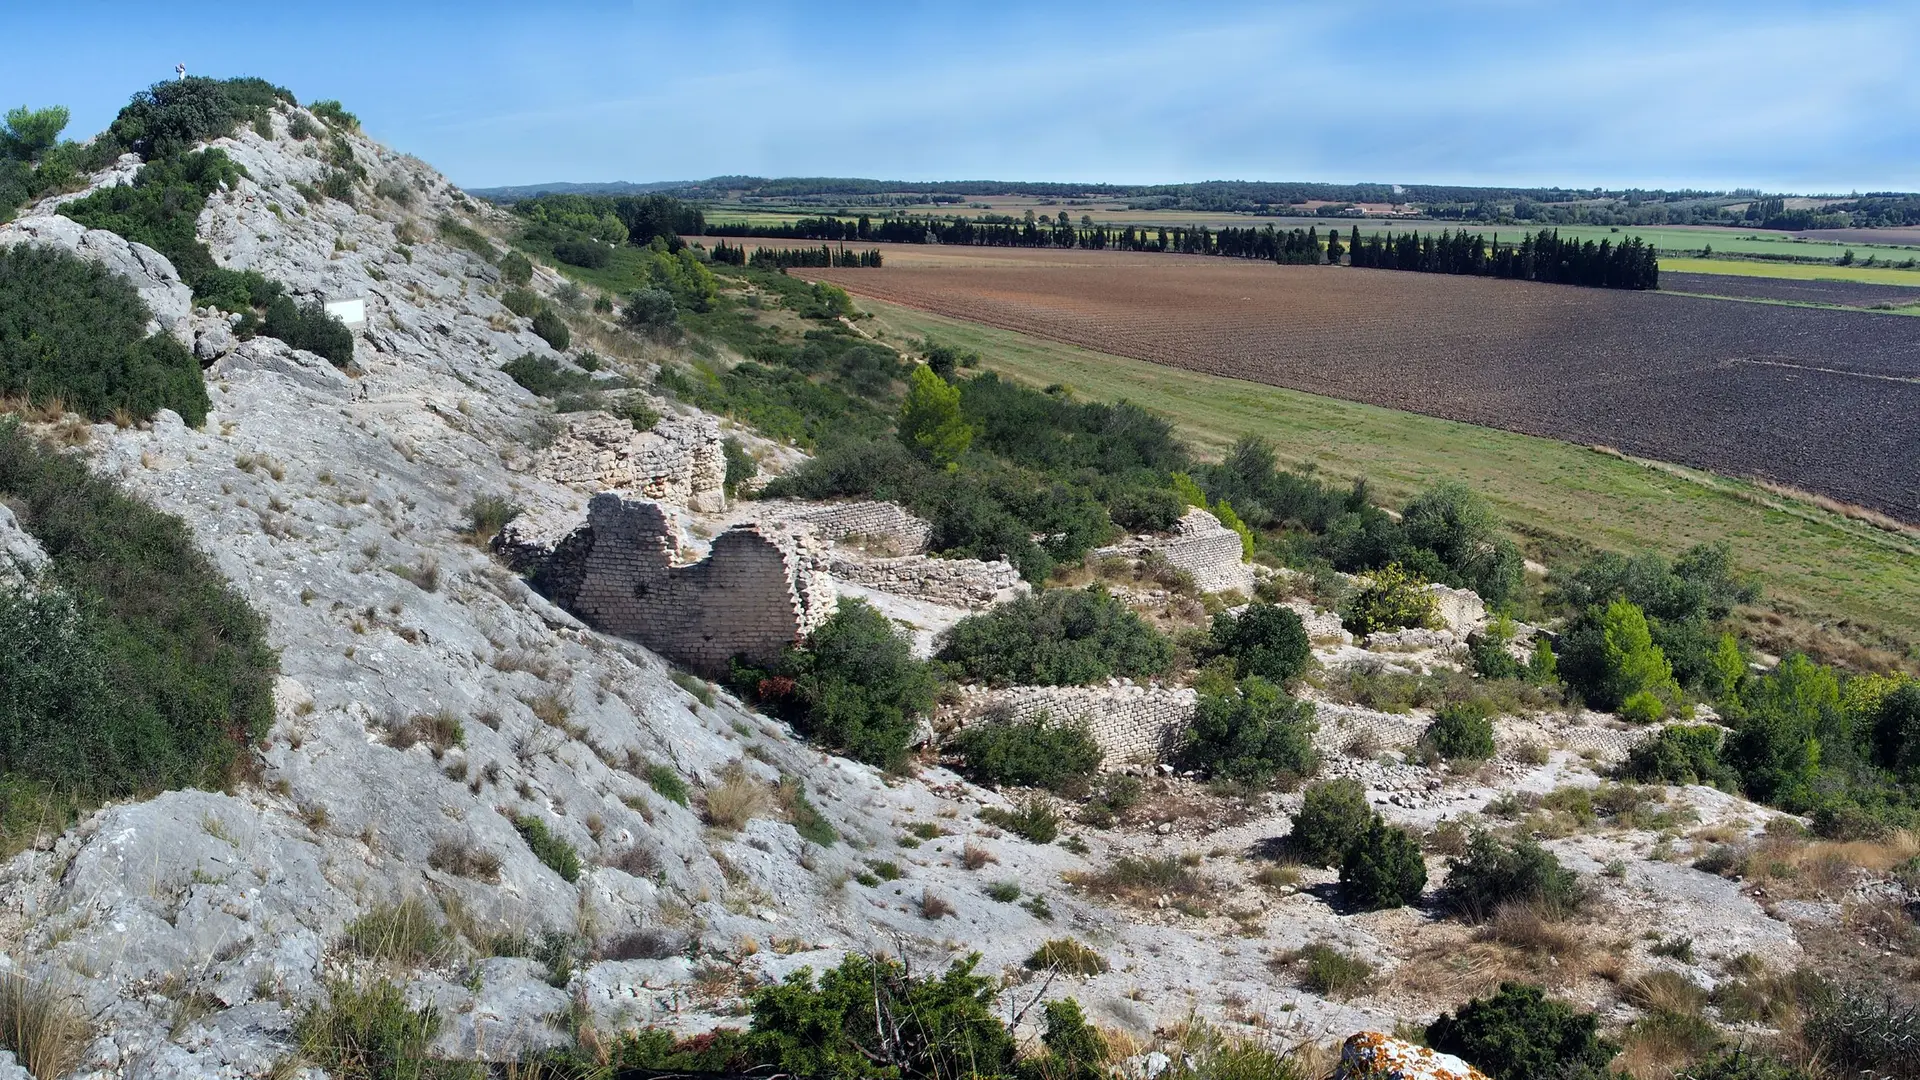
[{"x1": 0, "y1": 90, "x2": 1914, "y2": 1080}]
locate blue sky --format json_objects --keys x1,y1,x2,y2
[{"x1": 8, "y1": 1, "x2": 1918, "y2": 192}]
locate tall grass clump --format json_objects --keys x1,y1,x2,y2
[{"x1": 0, "y1": 972, "x2": 91, "y2": 1080}]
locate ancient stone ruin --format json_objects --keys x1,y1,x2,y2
[
  {"x1": 757, "y1": 499, "x2": 1025, "y2": 609},
  {"x1": 540, "y1": 410, "x2": 727, "y2": 511},
  {"x1": 534, "y1": 494, "x2": 836, "y2": 675},
  {"x1": 759, "y1": 499, "x2": 934, "y2": 554},
  {"x1": 1096, "y1": 507, "x2": 1253, "y2": 595}
]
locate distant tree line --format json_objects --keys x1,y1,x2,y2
[
  {"x1": 1347, "y1": 228, "x2": 1659, "y2": 289},
  {"x1": 705, "y1": 213, "x2": 1658, "y2": 289},
  {"x1": 735, "y1": 243, "x2": 883, "y2": 269}
]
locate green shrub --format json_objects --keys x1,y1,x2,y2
[
  {"x1": 0, "y1": 243, "x2": 209, "y2": 424},
  {"x1": 318, "y1": 167, "x2": 357, "y2": 204},
  {"x1": 622, "y1": 287, "x2": 678, "y2": 333},
  {"x1": 1342, "y1": 563, "x2": 1438, "y2": 638},
  {"x1": 1178, "y1": 676, "x2": 1319, "y2": 787},
  {"x1": 646, "y1": 763, "x2": 689, "y2": 806},
  {"x1": 464, "y1": 494, "x2": 522, "y2": 542},
  {"x1": 0, "y1": 424, "x2": 276, "y2": 852},
  {"x1": 1210, "y1": 603, "x2": 1311, "y2": 682},
  {"x1": 1443, "y1": 830, "x2": 1584, "y2": 922},
  {"x1": 750, "y1": 599, "x2": 938, "y2": 769},
  {"x1": 1680, "y1": 1050, "x2": 1816, "y2": 1080},
  {"x1": 778, "y1": 778, "x2": 836, "y2": 846},
  {"x1": 1399, "y1": 481, "x2": 1524, "y2": 605},
  {"x1": 1426, "y1": 982, "x2": 1618, "y2": 1080},
  {"x1": 1035, "y1": 999, "x2": 1108, "y2": 1080},
  {"x1": 552, "y1": 238, "x2": 611, "y2": 268},
  {"x1": 262, "y1": 295, "x2": 354, "y2": 368},
  {"x1": 1424, "y1": 701, "x2": 1496, "y2": 761},
  {"x1": 437, "y1": 214, "x2": 495, "y2": 261},
  {"x1": 308, "y1": 100, "x2": 359, "y2": 130},
  {"x1": 978, "y1": 795, "x2": 1060, "y2": 844},
  {"x1": 734, "y1": 954, "x2": 1015, "y2": 1080},
  {"x1": 512, "y1": 813, "x2": 581, "y2": 883},
  {"x1": 1025, "y1": 938, "x2": 1108, "y2": 975},
  {"x1": 294, "y1": 978, "x2": 478, "y2": 1080},
  {"x1": 722, "y1": 437, "x2": 758, "y2": 495},
  {"x1": 1339, "y1": 818, "x2": 1427, "y2": 910},
  {"x1": 501, "y1": 287, "x2": 541, "y2": 317},
  {"x1": 499, "y1": 250, "x2": 533, "y2": 286},
  {"x1": 1283, "y1": 943, "x2": 1375, "y2": 999},
  {"x1": 500, "y1": 352, "x2": 593, "y2": 398},
  {"x1": 1800, "y1": 986, "x2": 1920, "y2": 1080},
  {"x1": 1622, "y1": 724, "x2": 1735, "y2": 788},
  {"x1": 949, "y1": 712, "x2": 1102, "y2": 792},
  {"x1": 1290, "y1": 778, "x2": 1376, "y2": 867},
  {"x1": 938, "y1": 586, "x2": 1172, "y2": 687},
  {"x1": 530, "y1": 307, "x2": 570, "y2": 350}
]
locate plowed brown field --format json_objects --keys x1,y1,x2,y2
[{"x1": 798, "y1": 245, "x2": 1920, "y2": 522}]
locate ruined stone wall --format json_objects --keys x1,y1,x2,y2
[
  {"x1": 540, "y1": 495, "x2": 835, "y2": 675},
  {"x1": 829, "y1": 554, "x2": 1024, "y2": 610},
  {"x1": 541, "y1": 410, "x2": 726, "y2": 511},
  {"x1": 1426, "y1": 583, "x2": 1487, "y2": 634},
  {"x1": 759, "y1": 500, "x2": 932, "y2": 555},
  {"x1": 1096, "y1": 507, "x2": 1253, "y2": 596},
  {"x1": 944, "y1": 683, "x2": 1199, "y2": 767}
]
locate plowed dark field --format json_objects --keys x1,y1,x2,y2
[
  {"x1": 800, "y1": 245, "x2": 1920, "y2": 522},
  {"x1": 1662, "y1": 271, "x2": 1920, "y2": 307}
]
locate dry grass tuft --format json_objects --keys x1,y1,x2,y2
[
  {"x1": 961, "y1": 842, "x2": 996, "y2": 870},
  {"x1": 1481, "y1": 902, "x2": 1583, "y2": 960},
  {"x1": 426, "y1": 837, "x2": 502, "y2": 882},
  {"x1": 919, "y1": 889, "x2": 956, "y2": 920},
  {"x1": 703, "y1": 760, "x2": 771, "y2": 831},
  {"x1": 1623, "y1": 969, "x2": 1708, "y2": 1015},
  {"x1": 0, "y1": 972, "x2": 91, "y2": 1080}
]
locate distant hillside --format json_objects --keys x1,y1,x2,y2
[{"x1": 470, "y1": 179, "x2": 690, "y2": 201}]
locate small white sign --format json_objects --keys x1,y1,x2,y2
[{"x1": 324, "y1": 298, "x2": 367, "y2": 329}]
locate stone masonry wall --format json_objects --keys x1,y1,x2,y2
[
  {"x1": 1096, "y1": 507, "x2": 1253, "y2": 595},
  {"x1": 944, "y1": 684, "x2": 1199, "y2": 767},
  {"x1": 541, "y1": 410, "x2": 727, "y2": 511},
  {"x1": 540, "y1": 495, "x2": 835, "y2": 675},
  {"x1": 759, "y1": 500, "x2": 932, "y2": 555},
  {"x1": 829, "y1": 554, "x2": 1024, "y2": 610}
]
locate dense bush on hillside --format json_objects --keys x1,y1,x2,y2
[
  {"x1": 1557, "y1": 598, "x2": 1679, "y2": 716},
  {"x1": 1339, "y1": 818, "x2": 1427, "y2": 910},
  {"x1": 936, "y1": 587, "x2": 1172, "y2": 686},
  {"x1": 1442, "y1": 830, "x2": 1584, "y2": 921},
  {"x1": 740, "y1": 600, "x2": 938, "y2": 769},
  {"x1": 0, "y1": 244, "x2": 209, "y2": 424},
  {"x1": 1622, "y1": 724, "x2": 1737, "y2": 788},
  {"x1": 1423, "y1": 701, "x2": 1497, "y2": 761},
  {"x1": 948, "y1": 712, "x2": 1103, "y2": 792},
  {"x1": 1290, "y1": 778, "x2": 1376, "y2": 867},
  {"x1": 108, "y1": 76, "x2": 292, "y2": 161},
  {"x1": 1426, "y1": 983, "x2": 1619, "y2": 1080},
  {"x1": 1341, "y1": 563, "x2": 1438, "y2": 638},
  {"x1": 0, "y1": 423, "x2": 277, "y2": 850},
  {"x1": 501, "y1": 353, "x2": 593, "y2": 398},
  {"x1": 1178, "y1": 675, "x2": 1318, "y2": 787},
  {"x1": 530, "y1": 307, "x2": 570, "y2": 350},
  {"x1": 1553, "y1": 542, "x2": 1757, "y2": 699},
  {"x1": 1, "y1": 105, "x2": 121, "y2": 223},
  {"x1": 262, "y1": 295, "x2": 354, "y2": 367},
  {"x1": 1208, "y1": 603, "x2": 1311, "y2": 682}
]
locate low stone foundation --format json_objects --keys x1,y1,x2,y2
[
  {"x1": 1096, "y1": 508, "x2": 1253, "y2": 596},
  {"x1": 829, "y1": 554, "x2": 1024, "y2": 610},
  {"x1": 943, "y1": 683, "x2": 1199, "y2": 767},
  {"x1": 540, "y1": 410, "x2": 726, "y2": 511},
  {"x1": 531, "y1": 494, "x2": 835, "y2": 675}
]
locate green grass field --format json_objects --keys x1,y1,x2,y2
[
  {"x1": 1660, "y1": 255, "x2": 1920, "y2": 286},
  {"x1": 855, "y1": 297, "x2": 1920, "y2": 667}
]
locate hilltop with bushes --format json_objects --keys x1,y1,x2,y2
[{"x1": 0, "y1": 74, "x2": 1913, "y2": 1080}]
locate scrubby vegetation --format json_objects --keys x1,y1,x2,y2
[
  {"x1": 0, "y1": 422, "x2": 277, "y2": 853},
  {"x1": 1289, "y1": 778, "x2": 1375, "y2": 867},
  {"x1": 1426, "y1": 982, "x2": 1617, "y2": 1080},
  {"x1": 1442, "y1": 830, "x2": 1584, "y2": 922},
  {"x1": 949, "y1": 712, "x2": 1102, "y2": 792},
  {"x1": 1338, "y1": 818, "x2": 1427, "y2": 910},
  {"x1": 0, "y1": 244, "x2": 209, "y2": 424},
  {"x1": 937, "y1": 587, "x2": 1172, "y2": 686},
  {"x1": 1179, "y1": 674, "x2": 1318, "y2": 788},
  {"x1": 738, "y1": 599, "x2": 939, "y2": 769}
]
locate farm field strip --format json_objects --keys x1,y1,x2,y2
[
  {"x1": 1659, "y1": 270, "x2": 1920, "y2": 307},
  {"x1": 798, "y1": 244, "x2": 1920, "y2": 526},
  {"x1": 849, "y1": 295, "x2": 1920, "y2": 657}
]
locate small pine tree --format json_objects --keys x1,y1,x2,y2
[{"x1": 898, "y1": 365, "x2": 974, "y2": 467}]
